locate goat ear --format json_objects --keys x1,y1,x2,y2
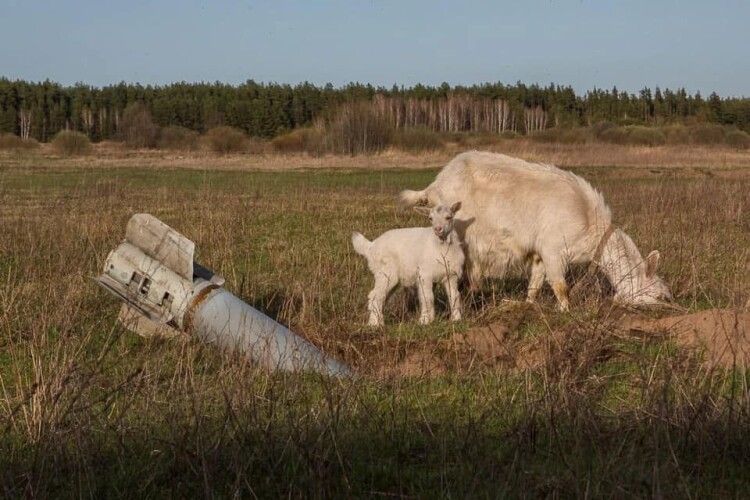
[
  {"x1": 450, "y1": 201, "x2": 462, "y2": 214},
  {"x1": 413, "y1": 206, "x2": 431, "y2": 217},
  {"x1": 645, "y1": 250, "x2": 660, "y2": 278}
]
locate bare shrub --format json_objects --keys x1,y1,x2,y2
[
  {"x1": 0, "y1": 133, "x2": 39, "y2": 151},
  {"x1": 324, "y1": 101, "x2": 392, "y2": 155},
  {"x1": 272, "y1": 127, "x2": 323, "y2": 154},
  {"x1": 725, "y1": 129, "x2": 750, "y2": 149},
  {"x1": 119, "y1": 102, "x2": 159, "y2": 148},
  {"x1": 158, "y1": 126, "x2": 199, "y2": 151},
  {"x1": 563, "y1": 128, "x2": 595, "y2": 144},
  {"x1": 625, "y1": 126, "x2": 666, "y2": 146},
  {"x1": 689, "y1": 123, "x2": 726, "y2": 145},
  {"x1": 0, "y1": 133, "x2": 22, "y2": 150},
  {"x1": 599, "y1": 127, "x2": 630, "y2": 145},
  {"x1": 271, "y1": 131, "x2": 303, "y2": 153},
  {"x1": 391, "y1": 127, "x2": 443, "y2": 152},
  {"x1": 591, "y1": 120, "x2": 616, "y2": 138},
  {"x1": 51, "y1": 130, "x2": 91, "y2": 156},
  {"x1": 600, "y1": 126, "x2": 665, "y2": 146},
  {"x1": 663, "y1": 124, "x2": 691, "y2": 144},
  {"x1": 204, "y1": 126, "x2": 247, "y2": 154}
]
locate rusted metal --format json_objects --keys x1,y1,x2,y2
[{"x1": 182, "y1": 283, "x2": 221, "y2": 334}]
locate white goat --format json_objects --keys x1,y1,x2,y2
[
  {"x1": 352, "y1": 202, "x2": 464, "y2": 326},
  {"x1": 400, "y1": 151, "x2": 672, "y2": 310}
]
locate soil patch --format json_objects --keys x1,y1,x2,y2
[
  {"x1": 375, "y1": 307, "x2": 750, "y2": 379},
  {"x1": 376, "y1": 302, "x2": 546, "y2": 378},
  {"x1": 623, "y1": 308, "x2": 750, "y2": 369}
]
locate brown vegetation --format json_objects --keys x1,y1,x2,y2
[
  {"x1": 157, "y1": 125, "x2": 199, "y2": 151},
  {"x1": 529, "y1": 122, "x2": 750, "y2": 149},
  {"x1": 271, "y1": 127, "x2": 324, "y2": 154},
  {"x1": 725, "y1": 129, "x2": 750, "y2": 149},
  {"x1": 203, "y1": 126, "x2": 248, "y2": 154},
  {"x1": 324, "y1": 101, "x2": 393, "y2": 155},
  {"x1": 391, "y1": 126, "x2": 443, "y2": 152},
  {"x1": 272, "y1": 105, "x2": 442, "y2": 155},
  {"x1": 4, "y1": 139, "x2": 750, "y2": 173},
  {"x1": 0, "y1": 133, "x2": 39, "y2": 151},
  {"x1": 50, "y1": 130, "x2": 91, "y2": 156},
  {"x1": 118, "y1": 102, "x2": 160, "y2": 148}
]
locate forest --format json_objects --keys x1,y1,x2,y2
[{"x1": 1, "y1": 77, "x2": 749, "y2": 142}]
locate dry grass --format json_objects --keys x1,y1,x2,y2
[
  {"x1": 0, "y1": 161, "x2": 748, "y2": 496},
  {"x1": 3, "y1": 140, "x2": 750, "y2": 172}
]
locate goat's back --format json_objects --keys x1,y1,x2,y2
[{"x1": 427, "y1": 152, "x2": 610, "y2": 231}]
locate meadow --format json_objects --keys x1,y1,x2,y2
[{"x1": 0, "y1": 155, "x2": 748, "y2": 497}]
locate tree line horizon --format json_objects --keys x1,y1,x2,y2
[{"x1": 1, "y1": 77, "x2": 748, "y2": 142}]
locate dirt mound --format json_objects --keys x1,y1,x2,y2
[
  {"x1": 377, "y1": 323, "x2": 511, "y2": 378},
  {"x1": 377, "y1": 303, "x2": 546, "y2": 378},
  {"x1": 623, "y1": 308, "x2": 750, "y2": 368},
  {"x1": 375, "y1": 307, "x2": 750, "y2": 379}
]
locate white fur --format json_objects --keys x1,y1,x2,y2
[
  {"x1": 399, "y1": 151, "x2": 672, "y2": 309},
  {"x1": 352, "y1": 206, "x2": 464, "y2": 326}
]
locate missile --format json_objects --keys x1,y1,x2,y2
[{"x1": 95, "y1": 213, "x2": 351, "y2": 377}]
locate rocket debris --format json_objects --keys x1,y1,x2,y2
[{"x1": 96, "y1": 213, "x2": 351, "y2": 377}]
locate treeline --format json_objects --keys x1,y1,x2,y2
[{"x1": 1, "y1": 78, "x2": 749, "y2": 142}]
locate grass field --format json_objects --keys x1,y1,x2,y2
[{"x1": 0, "y1": 158, "x2": 749, "y2": 497}]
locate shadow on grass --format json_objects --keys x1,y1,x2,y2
[{"x1": 2, "y1": 373, "x2": 749, "y2": 498}]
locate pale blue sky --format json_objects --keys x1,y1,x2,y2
[{"x1": 1, "y1": 0, "x2": 748, "y2": 95}]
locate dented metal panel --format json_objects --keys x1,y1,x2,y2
[
  {"x1": 97, "y1": 241, "x2": 194, "y2": 324},
  {"x1": 118, "y1": 304, "x2": 182, "y2": 339},
  {"x1": 125, "y1": 214, "x2": 195, "y2": 281}
]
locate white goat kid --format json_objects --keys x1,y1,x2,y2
[{"x1": 352, "y1": 202, "x2": 464, "y2": 326}]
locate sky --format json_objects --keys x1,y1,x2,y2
[{"x1": 1, "y1": 0, "x2": 748, "y2": 96}]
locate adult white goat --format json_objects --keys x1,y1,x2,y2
[
  {"x1": 352, "y1": 202, "x2": 464, "y2": 326},
  {"x1": 399, "y1": 151, "x2": 672, "y2": 310}
]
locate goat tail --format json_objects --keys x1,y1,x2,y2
[
  {"x1": 398, "y1": 189, "x2": 429, "y2": 207},
  {"x1": 351, "y1": 232, "x2": 372, "y2": 257}
]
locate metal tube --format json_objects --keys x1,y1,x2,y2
[{"x1": 189, "y1": 285, "x2": 351, "y2": 377}]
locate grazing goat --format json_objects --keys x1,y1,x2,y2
[
  {"x1": 400, "y1": 151, "x2": 672, "y2": 310},
  {"x1": 352, "y1": 202, "x2": 464, "y2": 326}
]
